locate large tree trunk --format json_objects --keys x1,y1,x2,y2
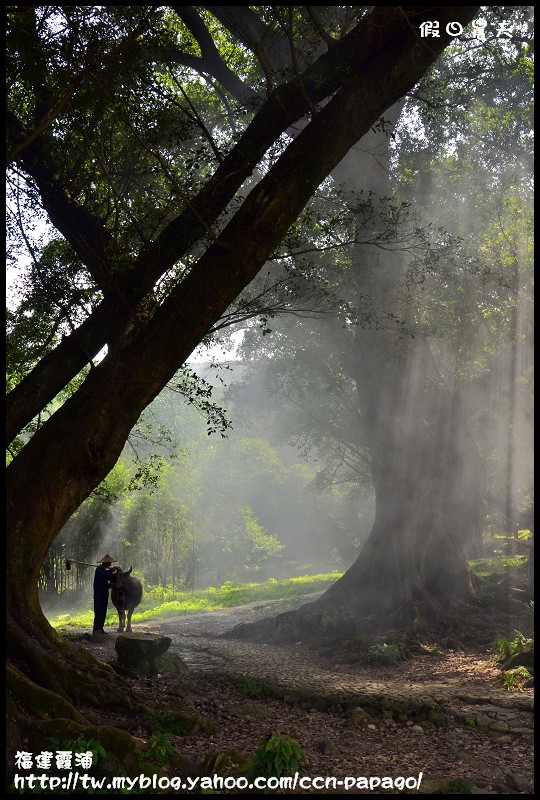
[
  {"x1": 337, "y1": 335, "x2": 479, "y2": 617},
  {"x1": 236, "y1": 336, "x2": 480, "y2": 646},
  {"x1": 334, "y1": 217, "x2": 480, "y2": 625},
  {"x1": 234, "y1": 91, "x2": 482, "y2": 647}
]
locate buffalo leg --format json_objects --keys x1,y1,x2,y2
[{"x1": 117, "y1": 610, "x2": 125, "y2": 633}]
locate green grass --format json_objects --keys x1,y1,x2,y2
[
  {"x1": 494, "y1": 666, "x2": 532, "y2": 691},
  {"x1": 47, "y1": 573, "x2": 341, "y2": 630},
  {"x1": 469, "y1": 554, "x2": 527, "y2": 577},
  {"x1": 469, "y1": 531, "x2": 530, "y2": 577},
  {"x1": 493, "y1": 530, "x2": 532, "y2": 540}
]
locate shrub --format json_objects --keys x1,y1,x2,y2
[
  {"x1": 144, "y1": 732, "x2": 180, "y2": 764},
  {"x1": 491, "y1": 630, "x2": 532, "y2": 663},
  {"x1": 242, "y1": 678, "x2": 271, "y2": 698},
  {"x1": 494, "y1": 667, "x2": 531, "y2": 691},
  {"x1": 249, "y1": 733, "x2": 304, "y2": 780},
  {"x1": 443, "y1": 777, "x2": 473, "y2": 793},
  {"x1": 366, "y1": 643, "x2": 405, "y2": 664}
]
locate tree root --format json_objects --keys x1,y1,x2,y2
[
  {"x1": 7, "y1": 663, "x2": 87, "y2": 723},
  {"x1": 227, "y1": 580, "x2": 533, "y2": 652},
  {"x1": 7, "y1": 658, "x2": 204, "y2": 789},
  {"x1": 6, "y1": 619, "x2": 212, "y2": 790}
]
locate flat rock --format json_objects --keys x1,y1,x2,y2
[{"x1": 115, "y1": 632, "x2": 172, "y2": 666}]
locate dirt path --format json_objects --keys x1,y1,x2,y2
[
  {"x1": 72, "y1": 595, "x2": 534, "y2": 794},
  {"x1": 136, "y1": 592, "x2": 325, "y2": 668},
  {"x1": 140, "y1": 591, "x2": 325, "y2": 633},
  {"x1": 76, "y1": 592, "x2": 534, "y2": 714}
]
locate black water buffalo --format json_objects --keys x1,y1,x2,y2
[{"x1": 110, "y1": 567, "x2": 143, "y2": 633}]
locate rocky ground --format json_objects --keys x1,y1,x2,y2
[{"x1": 70, "y1": 594, "x2": 534, "y2": 794}]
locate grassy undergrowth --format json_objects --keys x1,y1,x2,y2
[
  {"x1": 47, "y1": 572, "x2": 341, "y2": 630},
  {"x1": 469, "y1": 530, "x2": 531, "y2": 578},
  {"x1": 469, "y1": 554, "x2": 527, "y2": 577}
]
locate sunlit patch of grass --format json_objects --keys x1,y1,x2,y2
[
  {"x1": 482, "y1": 530, "x2": 531, "y2": 558},
  {"x1": 493, "y1": 666, "x2": 532, "y2": 691},
  {"x1": 136, "y1": 597, "x2": 216, "y2": 619},
  {"x1": 48, "y1": 608, "x2": 124, "y2": 629},
  {"x1": 469, "y1": 554, "x2": 526, "y2": 577},
  {"x1": 48, "y1": 572, "x2": 341, "y2": 629},
  {"x1": 492, "y1": 530, "x2": 532, "y2": 540}
]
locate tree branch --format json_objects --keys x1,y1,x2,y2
[
  {"x1": 170, "y1": 6, "x2": 257, "y2": 105},
  {"x1": 205, "y1": 5, "x2": 292, "y2": 80},
  {"x1": 7, "y1": 5, "x2": 481, "y2": 568},
  {"x1": 7, "y1": 111, "x2": 114, "y2": 292}
]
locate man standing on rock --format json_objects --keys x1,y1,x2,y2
[{"x1": 93, "y1": 554, "x2": 120, "y2": 637}]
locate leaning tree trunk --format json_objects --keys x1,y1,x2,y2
[{"x1": 6, "y1": 369, "x2": 204, "y2": 783}]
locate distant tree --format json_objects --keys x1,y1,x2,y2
[
  {"x1": 50, "y1": 372, "x2": 356, "y2": 595},
  {"x1": 228, "y1": 6, "x2": 533, "y2": 642}
]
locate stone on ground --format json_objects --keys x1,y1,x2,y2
[
  {"x1": 155, "y1": 652, "x2": 190, "y2": 677},
  {"x1": 115, "y1": 633, "x2": 173, "y2": 676}
]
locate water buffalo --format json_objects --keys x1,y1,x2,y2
[{"x1": 110, "y1": 566, "x2": 143, "y2": 633}]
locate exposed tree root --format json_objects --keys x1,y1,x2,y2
[
  {"x1": 227, "y1": 573, "x2": 533, "y2": 654},
  {"x1": 7, "y1": 669, "x2": 207, "y2": 789},
  {"x1": 7, "y1": 664, "x2": 87, "y2": 723},
  {"x1": 226, "y1": 590, "x2": 440, "y2": 645},
  {"x1": 6, "y1": 609, "x2": 212, "y2": 791}
]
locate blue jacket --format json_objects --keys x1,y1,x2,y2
[{"x1": 93, "y1": 565, "x2": 115, "y2": 599}]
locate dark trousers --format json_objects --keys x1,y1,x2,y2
[{"x1": 93, "y1": 594, "x2": 109, "y2": 632}]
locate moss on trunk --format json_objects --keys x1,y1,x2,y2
[{"x1": 6, "y1": 601, "x2": 206, "y2": 788}]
